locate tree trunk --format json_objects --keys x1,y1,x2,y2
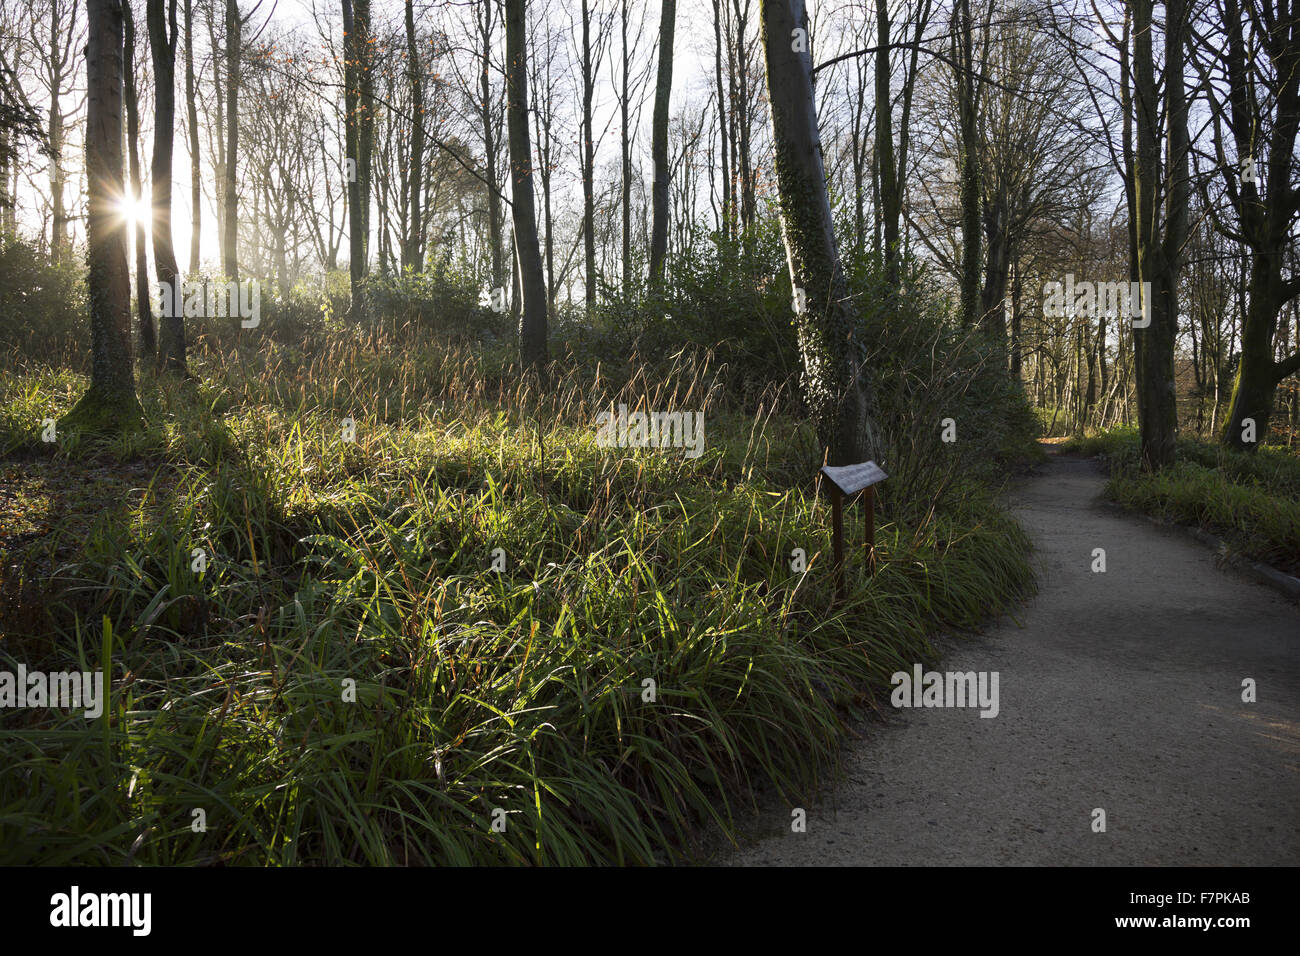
[
  {"x1": 874, "y1": 0, "x2": 901, "y2": 284},
  {"x1": 506, "y1": 0, "x2": 548, "y2": 370},
  {"x1": 150, "y1": 0, "x2": 186, "y2": 374},
  {"x1": 953, "y1": 0, "x2": 981, "y2": 329},
  {"x1": 223, "y1": 0, "x2": 240, "y2": 279},
  {"x1": 1216, "y1": 0, "x2": 1300, "y2": 450},
  {"x1": 1129, "y1": 0, "x2": 1184, "y2": 470},
  {"x1": 760, "y1": 0, "x2": 879, "y2": 465},
  {"x1": 712, "y1": 0, "x2": 730, "y2": 239},
  {"x1": 46, "y1": 3, "x2": 67, "y2": 262},
  {"x1": 66, "y1": 0, "x2": 141, "y2": 432},
  {"x1": 1223, "y1": 263, "x2": 1295, "y2": 448},
  {"x1": 619, "y1": 0, "x2": 631, "y2": 295},
  {"x1": 185, "y1": 0, "x2": 201, "y2": 274},
  {"x1": 124, "y1": 2, "x2": 156, "y2": 362},
  {"x1": 479, "y1": 0, "x2": 503, "y2": 293},
  {"x1": 648, "y1": 0, "x2": 675, "y2": 287},
  {"x1": 403, "y1": 0, "x2": 424, "y2": 273},
  {"x1": 1009, "y1": 252, "x2": 1022, "y2": 375},
  {"x1": 581, "y1": 0, "x2": 597, "y2": 307},
  {"x1": 342, "y1": 0, "x2": 372, "y2": 318},
  {"x1": 978, "y1": 200, "x2": 1009, "y2": 347},
  {"x1": 733, "y1": 0, "x2": 754, "y2": 242}
]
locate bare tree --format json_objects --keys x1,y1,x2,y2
[
  {"x1": 30, "y1": 0, "x2": 85, "y2": 261},
  {"x1": 1189, "y1": 0, "x2": 1300, "y2": 450}
]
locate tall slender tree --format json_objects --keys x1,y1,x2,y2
[
  {"x1": 579, "y1": 0, "x2": 600, "y2": 307},
  {"x1": 184, "y1": 0, "x2": 200, "y2": 274},
  {"x1": 341, "y1": 0, "x2": 373, "y2": 317},
  {"x1": 952, "y1": 0, "x2": 981, "y2": 329},
  {"x1": 150, "y1": 0, "x2": 186, "y2": 373},
  {"x1": 506, "y1": 0, "x2": 548, "y2": 369},
  {"x1": 402, "y1": 0, "x2": 424, "y2": 272},
  {"x1": 1129, "y1": 0, "x2": 1188, "y2": 469},
  {"x1": 647, "y1": 0, "x2": 675, "y2": 287},
  {"x1": 223, "y1": 0, "x2": 240, "y2": 279},
  {"x1": 65, "y1": 0, "x2": 141, "y2": 432},
  {"x1": 124, "y1": 0, "x2": 155, "y2": 362}
]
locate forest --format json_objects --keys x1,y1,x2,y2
[{"x1": 0, "y1": 0, "x2": 1296, "y2": 868}]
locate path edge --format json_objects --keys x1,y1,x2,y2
[{"x1": 1097, "y1": 499, "x2": 1300, "y2": 604}]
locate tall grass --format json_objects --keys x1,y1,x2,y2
[
  {"x1": 1, "y1": 307, "x2": 1036, "y2": 865},
  {"x1": 1059, "y1": 426, "x2": 1300, "y2": 575}
]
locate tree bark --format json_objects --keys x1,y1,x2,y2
[
  {"x1": 150, "y1": 0, "x2": 186, "y2": 374},
  {"x1": 478, "y1": 0, "x2": 503, "y2": 293},
  {"x1": 124, "y1": 1, "x2": 155, "y2": 362},
  {"x1": 581, "y1": 0, "x2": 597, "y2": 307},
  {"x1": 222, "y1": 0, "x2": 240, "y2": 279},
  {"x1": 506, "y1": 0, "x2": 548, "y2": 370},
  {"x1": 874, "y1": 0, "x2": 900, "y2": 284},
  {"x1": 403, "y1": 0, "x2": 424, "y2": 272},
  {"x1": 619, "y1": 0, "x2": 631, "y2": 294},
  {"x1": 953, "y1": 0, "x2": 981, "y2": 329},
  {"x1": 1129, "y1": 0, "x2": 1184, "y2": 470},
  {"x1": 342, "y1": 0, "x2": 372, "y2": 318},
  {"x1": 712, "y1": 0, "x2": 730, "y2": 239},
  {"x1": 1214, "y1": 0, "x2": 1300, "y2": 450},
  {"x1": 648, "y1": 0, "x2": 675, "y2": 287},
  {"x1": 66, "y1": 0, "x2": 141, "y2": 432},
  {"x1": 185, "y1": 0, "x2": 200, "y2": 274},
  {"x1": 760, "y1": 0, "x2": 879, "y2": 465}
]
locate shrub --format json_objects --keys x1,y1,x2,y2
[{"x1": 0, "y1": 233, "x2": 87, "y2": 367}]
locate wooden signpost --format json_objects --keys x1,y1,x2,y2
[{"x1": 820, "y1": 460, "x2": 887, "y2": 599}]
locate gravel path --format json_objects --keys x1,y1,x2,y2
[{"x1": 727, "y1": 454, "x2": 1300, "y2": 866}]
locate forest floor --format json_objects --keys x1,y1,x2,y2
[{"x1": 719, "y1": 449, "x2": 1300, "y2": 865}]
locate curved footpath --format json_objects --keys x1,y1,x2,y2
[{"x1": 727, "y1": 453, "x2": 1299, "y2": 865}]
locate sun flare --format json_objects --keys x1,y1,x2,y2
[{"x1": 119, "y1": 195, "x2": 152, "y2": 228}]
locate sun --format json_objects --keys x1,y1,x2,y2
[{"x1": 119, "y1": 194, "x2": 152, "y2": 228}]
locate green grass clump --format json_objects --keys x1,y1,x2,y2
[
  {"x1": 1060, "y1": 426, "x2": 1300, "y2": 575},
  {"x1": 1, "y1": 326, "x2": 1035, "y2": 865}
]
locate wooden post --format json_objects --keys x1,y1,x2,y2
[
  {"x1": 864, "y1": 484, "x2": 876, "y2": 575},
  {"x1": 830, "y1": 484, "x2": 845, "y2": 599}
]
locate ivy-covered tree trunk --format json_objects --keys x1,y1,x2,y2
[
  {"x1": 65, "y1": 0, "x2": 141, "y2": 433},
  {"x1": 505, "y1": 0, "x2": 548, "y2": 370},
  {"x1": 760, "y1": 0, "x2": 879, "y2": 466}
]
